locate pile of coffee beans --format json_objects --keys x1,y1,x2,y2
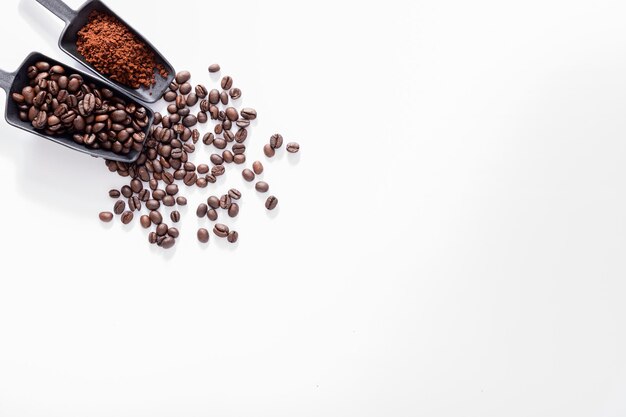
[
  {"x1": 11, "y1": 61, "x2": 150, "y2": 155},
  {"x1": 99, "y1": 65, "x2": 300, "y2": 249}
]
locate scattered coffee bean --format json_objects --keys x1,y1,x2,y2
[
  {"x1": 241, "y1": 108, "x2": 257, "y2": 120},
  {"x1": 252, "y1": 161, "x2": 264, "y2": 175},
  {"x1": 109, "y1": 189, "x2": 121, "y2": 198},
  {"x1": 114, "y1": 200, "x2": 126, "y2": 215},
  {"x1": 270, "y1": 134, "x2": 284, "y2": 149},
  {"x1": 208, "y1": 64, "x2": 221, "y2": 73},
  {"x1": 140, "y1": 215, "x2": 151, "y2": 228},
  {"x1": 242, "y1": 169, "x2": 255, "y2": 182},
  {"x1": 207, "y1": 196, "x2": 220, "y2": 209},
  {"x1": 255, "y1": 181, "x2": 269, "y2": 193},
  {"x1": 227, "y1": 231, "x2": 239, "y2": 243},
  {"x1": 99, "y1": 212, "x2": 113, "y2": 222},
  {"x1": 163, "y1": 195, "x2": 176, "y2": 207},
  {"x1": 176, "y1": 70, "x2": 191, "y2": 84},
  {"x1": 229, "y1": 88, "x2": 242, "y2": 100},
  {"x1": 197, "y1": 203, "x2": 208, "y2": 218},
  {"x1": 264, "y1": 144, "x2": 275, "y2": 158},
  {"x1": 228, "y1": 189, "x2": 241, "y2": 200},
  {"x1": 287, "y1": 142, "x2": 300, "y2": 153},
  {"x1": 156, "y1": 223, "x2": 168, "y2": 236},
  {"x1": 121, "y1": 185, "x2": 133, "y2": 198},
  {"x1": 198, "y1": 228, "x2": 210, "y2": 243},
  {"x1": 149, "y1": 210, "x2": 163, "y2": 225},
  {"x1": 265, "y1": 196, "x2": 278, "y2": 210},
  {"x1": 161, "y1": 237, "x2": 176, "y2": 249},
  {"x1": 213, "y1": 223, "x2": 229, "y2": 238},
  {"x1": 197, "y1": 164, "x2": 209, "y2": 174},
  {"x1": 176, "y1": 196, "x2": 187, "y2": 206},
  {"x1": 121, "y1": 211, "x2": 134, "y2": 224},
  {"x1": 228, "y1": 203, "x2": 239, "y2": 217},
  {"x1": 165, "y1": 184, "x2": 179, "y2": 196},
  {"x1": 220, "y1": 195, "x2": 232, "y2": 209},
  {"x1": 207, "y1": 209, "x2": 218, "y2": 221},
  {"x1": 221, "y1": 76, "x2": 233, "y2": 90}
]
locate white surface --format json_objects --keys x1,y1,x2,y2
[{"x1": 0, "y1": 0, "x2": 625, "y2": 416}]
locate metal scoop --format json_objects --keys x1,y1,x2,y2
[
  {"x1": 35, "y1": 0, "x2": 175, "y2": 104},
  {"x1": 0, "y1": 51, "x2": 154, "y2": 163}
]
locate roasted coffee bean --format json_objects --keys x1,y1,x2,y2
[
  {"x1": 156, "y1": 223, "x2": 168, "y2": 237},
  {"x1": 202, "y1": 133, "x2": 214, "y2": 146},
  {"x1": 130, "y1": 179, "x2": 143, "y2": 193},
  {"x1": 163, "y1": 196, "x2": 176, "y2": 207},
  {"x1": 252, "y1": 161, "x2": 264, "y2": 175},
  {"x1": 221, "y1": 76, "x2": 233, "y2": 90},
  {"x1": 138, "y1": 189, "x2": 150, "y2": 202},
  {"x1": 146, "y1": 199, "x2": 160, "y2": 210},
  {"x1": 99, "y1": 212, "x2": 114, "y2": 222},
  {"x1": 149, "y1": 210, "x2": 163, "y2": 225},
  {"x1": 255, "y1": 181, "x2": 269, "y2": 193},
  {"x1": 241, "y1": 108, "x2": 257, "y2": 120},
  {"x1": 220, "y1": 195, "x2": 232, "y2": 209},
  {"x1": 207, "y1": 196, "x2": 220, "y2": 209},
  {"x1": 197, "y1": 228, "x2": 210, "y2": 243},
  {"x1": 195, "y1": 84, "x2": 208, "y2": 98},
  {"x1": 206, "y1": 208, "x2": 218, "y2": 221},
  {"x1": 185, "y1": 93, "x2": 198, "y2": 106},
  {"x1": 114, "y1": 200, "x2": 126, "y2": 215},
  {"x1": 176, "y1": 196, "x2": 187, "y2": 206},
  {"x1": 197, "y1": 164, "x2": 209, "y2": 174},
  {"x1": 228, "y1": 189, "x2": 242, "y2": 200},
  {"x1": 149, "y1": 179, "x2": 158, "y2": 190},
  {"x1": 197, "y1": 203, "x2": 208, "y2": 218},
  {"x1": 109, "y1": 189, "x2": 121, "y2": 198},
  {"x1": 213, "y1": 223, "x2": 229, "y2": 238},
  {"x1": 129, "y1": 196, "x2": 141, "y2": 211},
  {"x1": 242, "y1": 169, "x2": 255, "y2": 182},
  {"x1": 264, "y1": 144, "x2": 276, "y2": 158},
  {"x1": 236, "y1": 119, "x2": 250, "y2": 128},
  {"x1": 287, "y1": 142, "x2": 300, "y2": 153},
  {"x1": 140, "y1": 215, "x2": 151, "y2": 228},
  {"x1": 161, "y1": 237, "x2": 176, "y2": 249},
  {"x1": 225, "y1": 107, "x2": 238, "y2": 121},
  {"x1": 162, "y1": 171, "x2": 175, "y2": 185},
  {"x1": 184, "y1": 172, "x2": 198, "y2": 186},
  {"x1": 232, "y1": 143, "x2": 246, "y2": 155},
  {"x1": 210, "y1": 154, "x2": 224, "y2": 165},
  {"x1": 222, "y1": 150, "x2": 234, "y2": 163},
  {"x1": 235, "y1": 128, "x2": 247, "y2": 143},
  {"x1": 227, "y1": 231, "x2": 239, "y2": 243},
  {"x1": 121, "y1": 211, "x2": 134, "y2": 224},
  {"x1": 148, "y1": 232, "x2": 158, "y2": 244},
  {"x1": 153, "y1": 189, "x2": 166, "y2": 200},
  {"x1": 196, "y1": 177, "x2": 208, "y2": 188},
  {"x1": 212, "y1": 165, "x2": 225, "y2": 176},
  {"x1": 168, "y1": 227, "x2": 180, "y2": 238},
  {"x1": 164, "y1": 91, "x2": 177, "y2": 102},
  {"x1": 176, "y1": 71, "x2": 191, "y2": 84},
  {"x1": 180, "y1": 83, "x2": 192, "y2": 95},
  {"x1": 170, "y1": 211, "x2": 181, "y2": 223},
  {"x1": 121, "y1": 185, "x2": 133, "y2": 198},
  {"x1": 213, "y1": 138, "x2": 227, "y2": 149},
  {"x1": 197, "y1": 112, "x2": 207, "y2": 123},
  {"x1": 229, "y1": 88, "x2": 242, "y2": 100},
  {"x1": 208, "y1": 64, "x2": 221, "y2": 73},
  {"x1": 265, "y1": 196, "x2": 278, "y2": 210},
  {"x1": 165, "y1": 184, "x2": 179, "y2": 196},
  {"x1": 206, "y1": 174, "x2": 217, "y2": 184},
  {"x1": 228, "y1": 203, "x2": 240, "y2": 217},
  {"x1": 208, "y1": 89, "x2": 220, "y2": 104},
  {"x1": 220, "y1": 91, "x2": 229, "y2": 105},
  {"x1": 183, "y1": 115, "x2": 197, "y2": 127},
  {"x1": 270, "y1": 134, "x2": 284, "y2": 149}
]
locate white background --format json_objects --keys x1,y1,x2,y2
[{"x1": 0, "y1": 0, "x2": 625, "y2": 416}]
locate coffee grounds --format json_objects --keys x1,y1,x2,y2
[{"x1": 76, "y1": 11, "x2": 168, "y2": 89}]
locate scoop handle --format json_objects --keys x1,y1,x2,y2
[
  {"x1": 35, "y1": 0, "x2": 77, "y2": 24},
  {"x1": 0, "y1": 69, "x2": 15, "y2": 93}
]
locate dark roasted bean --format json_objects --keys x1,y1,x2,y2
[
  {"x1": 227, "y1": 231, "x2": 239, "y2": 243},
  {"x1": 228, "y1": 203, "x2": 240, "y2": 217},
  {"x1": 265, "y1": 196, "x2": 278, "y2": 210},
  {"x1": 242, "y1": 169, "x2": 255, "y2": 182},
  {"x1": 197, "y1": 228, "x2": 210, "y2": 243},
  {"x1": 255, "y1": 181, "x2": 269, "y2": 193},
  {"x1": 140, "y1": 215, "x2": 151, "y2": 228},
  {"x1": 99, "y1": 212, "x2": 113, "y2": 222},
  {"x1": 207, "y1": 196, "x2": 220, "y2": 209},
  {"x1": 197, "y1": 203, "x2": 208, "y2": 218},
  {"x1": 287, "y1": 142, "x2": 300, "y2": 153},
  {"x1": 252, "y1": 161, "x2": 264, "y2": 175},
  {"x1": 121, "y1": 211, "x2": 134, "y2": 225},
  {"x1": 213, "y1": 223, "x2": 229, "y2": 238}
]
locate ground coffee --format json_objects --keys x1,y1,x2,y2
[{"x1": 76, "y1": 11, "x2": 168, "y2": 89}]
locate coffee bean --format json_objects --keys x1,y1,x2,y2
[
  {"x1": 111, "y1": 110, "x2": 127, "y2": 123},
  {"x1": 99, "y1": 212, "x2": 113, "y2": 222},
  {"x1": 221, "y1": 76, "x2": 233, "y2": 90},
  {"x1": 227, "y1": 231, "x2": 239, "y2": 243},
  {"x1": 184, "y1": 172, "x2": 198, "y2": 186},
  {"x1": 220, "y1": 195, "x2": 232, "y2": 209},
  {"x1": 195, "y1": 84, "x2": 208, "y2": 98},
  {"x1": 232, "y1": 143, "x2": 246, "y2": 155},
  {"x1": 213, "y1": 138, "x2": 227, "y2": 149},
  {"x1": 183, "y1": 115, "x2": 197, "y2": 127},
  {"x1": 208, "y1": 89, "x2": 220, "y2": 104},
  {"x1": 149, "y1": 210, "x2": 163, "y2": 225},
  {"x1": 198, "y1": 228, "x2": 210, "y2": 243},
  {"x1": 212, "y1": 165, "x2": 225, "y2": 176},
  {"x1": 255, "y1": 181, "x2": 269, "y2": 193},
  {"x1": 197, "y1": 112, "x2": 208, "y2": 123},
  {"x1": 207, "y1": 196, "x2": 220, "y2": 209},
  {"x1": 235, "y1": 128, "x2": 248, "y2": 143},
  {"x1": 161, "y1": 237, "x2": 176, "y2": 249},
  {"x1": 167, "y1": 228, "x2": 180, "y2": 238},
  {"x1": 207, "y1": 209, "x2": 218, "y2": 221},
  {"x1": 163, "y1": 196, "x2": 176, "y2": 207},
  {"x1": 202, "y1": 133, "x2": 214, "y2": 146},
  {"x1": 225, "y1": 107, "x2": 238, "y2": 121},
  {"x1": 109, "y1": 189, "x2": 121, "y2": 198},
  {"x1": 162, "y1": 171, "x2": 175, "y2": 185},
  {"x1": 176, "y1": 197, "x2": 187, "y2": 206},
  {"x1": 180, "y1": 83, "x2": 192, "y2": 95},
  {"x1": 130, "y1": 179, "x2": 143, "y2": 193},
  {"x1": 252, "y1": 161, "x2": 264, "y2": 175},
  {"x1": 228, "y1": 189, "x2": 242, "y2": 200},
  {"x1": 164, "y1": 91, "x2": 177, "y2": 102},
  {"x1": 229, "y1": 88, "x2": 242, "y2": 100},
  {"x1": 208, "y1": 64, "x2": 221, "y2": 73},
  {"x1": 138, "y1": 189, "x2": 150, "y2": 202},
  {"x1": 176, "y1": 71, "x2": 191, "y2": 84},
  {"x1": 153, "y1": 189, "x2": 166, "y2": 200},
  {"x1": 170, "y1": 211, "x2": 181, "y2": 223},
  {"x1": 121, "y1": 185, "x2": 133, "y2": 198},
  {"x1": 146, "y1": 199, "x2": 160, "y2": 210},
  {"x1": 210, "y1": 154, "x2": 224, "y2": 165},
  {"x1": 197, "y1": 203, "x2": 208, "y2": 218},
  {"x1": 222, "y1": 150, "x2": 234, "y2": 163},
  {"x1": 165, "y1": 184, "x2": 179, "y2": 196},
  {"x1": 206, "y1": 174, "x2": 217, "y2": 184},
  {"x1": 121, "y1": 211, "x2": 134, "y2": 225},
  {"x1": 140, "y1": 215, "x2": 151, "y2": 228},
  {"x1": 265, "y1": 196, "x2": 278, "y2": 210},
  {"x1": 236, "y1": 119, "x2": 250, "y2": 128},
  {"x1": 287, "y1": 142, "x2": 300, "y2": 153},
  {"x1": 197, "y1": 164, "x2": 209, "y2": 174},
  {"x1": 129, "y1": 196, "x2": 141, "y2": 211},
  {"x1": 228, "y1": 203, "x2": 240, "y2": 217},
  {"x1": 114, "y1": 200, "x2": 126, "y2": 215},
  {"x1": 213, "y1": 223, "x2": 230, "y2": 238},
  {"x1": 242, "y1": 169, "x2": 255, "y2": 182},
  {"x1": 156, "y1": 223, "x2": 168, "y2": 236},
  {"x1": 241, "y1": 108, "x2": 257, "y2": 120},
  {"x1": 148, "y1": 232, "x2": 158, "y2": 244},
  {"x1": 220, "y1": 91, "x2": 229, "y2": 105},
  {"x1": 270, "y1": 134, "x2": 284, "y2": 149},
  {"x1": 149, "y1": 179, "x2": 158, "y2": 190},
  {"x1": 264, "y1": 144, "x2": 276, "y2": 158}
]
